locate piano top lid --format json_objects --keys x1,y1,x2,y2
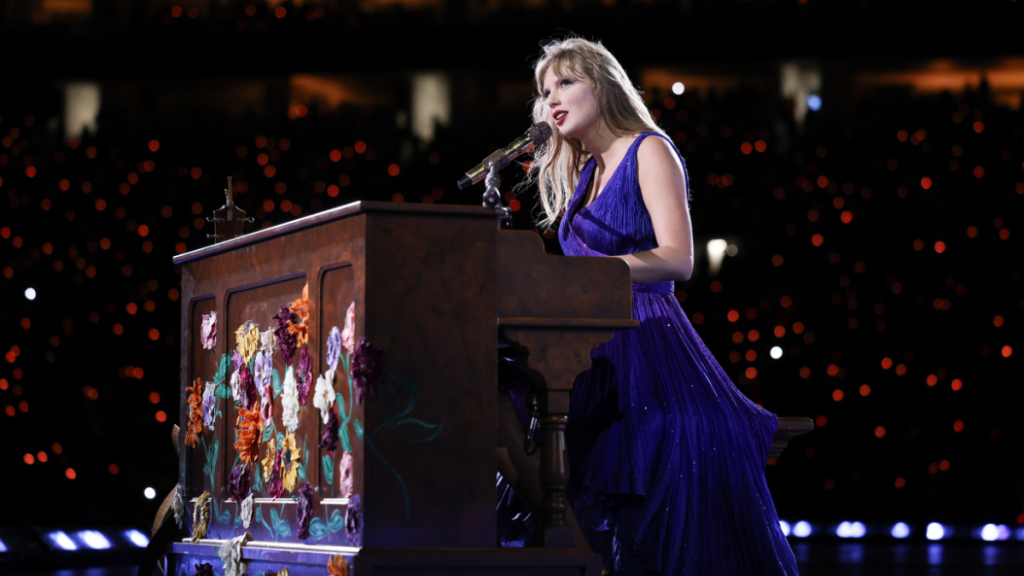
[{"x1": 172, "y1": 200, "x2": 500, "y2": 265}]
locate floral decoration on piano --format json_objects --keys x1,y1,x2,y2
[
  {"x1": 296, "y1": 482, "x2": 314, "y2": 540},
  {"x1": 185, "y1": 379, "x2": 203, "y2": 448},
  {"x1": 200, "y1": 311, "x2": 217, "y2": 350}
]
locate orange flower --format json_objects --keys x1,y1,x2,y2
[
  {"x1": 327, "y1": 555, "x2": 350, "y2": 576},
  {"x1": 288, "y1": 283, "x2": 310, "y2": 348},
  {"x1": 185, "y1": 378, "x2": 203, "y2": 448},
  {"x1": 235, "y1": 400, "x2": 263, "y2": 465}
]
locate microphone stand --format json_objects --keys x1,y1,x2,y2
[{"x1": 482, "y1": 162, "x2": 512, "y2": 225}]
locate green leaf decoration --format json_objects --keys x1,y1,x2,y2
[
  {"x1": 328, "y1": 509, "x2": 345, "y2": 533},
  {"x1": 297, "y1": 437, "x2": 309, "y2": 482},
  {"x1": 353, "y1": 419, "x2": 364, "y2": 440},
  {"x1": 340, "y1": 422, "x2": 352, "y2": 453},
  {"x1": 252, "y1": 464, "x2": 263, "y2": 493},
  {"x1": 262, "y1": 423, "x2": 274, "y2": 443},
  {"x1": 255, "y1": 506, "x2": 273, "y2": 538},
  {"x1": 393, "y1": 418, "x2": 444, "y2": 443},
  {"x1": 322, "y1": 455, "x2": 335, "y2": 486},
  {"x1": 308, "y1": 517, "x2": 329, "y2": 540},
  {"x1": 212, "y1": 497, "x2": 231, "y2": 525},
  {"x1": 216, "y1": 383, "x2": 232, "y2": 399},
  {"x1": 277, "y1": 432, "x2": 285, "y2": 448},
  {"x1": 272, "y1": 369, "x2": 282, "y2": 399},
  {"x1": 335, "y1": 393, "x2": 347, "y2": 418},
  {"x1": 270, "y1": 506, "x2": 291, "y2": 538},
  {"x1": 213, "y1": 354, "x2": 229, "y2": 386}
]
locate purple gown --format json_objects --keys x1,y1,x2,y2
[{"x1": 555, "y1": 132, "x2": 800, "y2": 575}]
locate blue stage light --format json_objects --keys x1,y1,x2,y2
[
  {"x1": 48, "y1": 531, "x2": 78, "y2": 551},
  {"x1": 807, "y1": 95, "x2": 822, "y2": 112},
  {"x1": 78, "y1": 530, "x2": 111, "y2": 550},
  {"x1": 0, "y1": 537, "x2": 7, "y2": 552},
  {"x1": 779, "y1": 520, "x2": 791, "y2": 537},
  {"x1": 981, "y1": 524, "x2": 999, "y2": 541},
  {"x1": 124, "y1": 529, "x2": 150, "y2": 548},
  {"x1": 891, "y1": 522, "x2": 910, "y2": 539},
  {"x1": 926, "y1": 522, "x2": 945, "y2": 541},
  {"x1": 793, "y1": 521, "x2": 812, "y2": 538}
]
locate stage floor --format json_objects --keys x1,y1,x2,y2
[{"x1": 21, "y1": 543, "x2": 1024, "y2": 576}]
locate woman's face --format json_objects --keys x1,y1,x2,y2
[{"x1": 541, "y1": 67, "x2": 600, "y2": 140}]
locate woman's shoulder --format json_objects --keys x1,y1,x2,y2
[{"x1": 635, "y1": 132, "x2": 684, "y2": 170}]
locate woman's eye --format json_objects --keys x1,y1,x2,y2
[{"x1": 560, "y1": 79, "x2": 573, "y2": 87}]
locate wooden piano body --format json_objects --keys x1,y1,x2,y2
[{"x1": 168, "y1": 201, "x2": 810, "y2": 576}]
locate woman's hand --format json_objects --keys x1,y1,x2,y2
[{"x1": 614, "y1": 135, "x2": 694, "y2": 284}]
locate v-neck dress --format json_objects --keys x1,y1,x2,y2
[{"x1": 555, "y1": 132, "x2": 800, "y2": 575}]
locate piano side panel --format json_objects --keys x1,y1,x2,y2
[
  {"x1": 497, "y1": 230, "x2": 632, "y2": 320},
  {"x1": 185, "y1": 296, "x2": 219, "y2": 501},
  {"x1": 362, "y1": 213, "x2": 497, "y2": 548}
]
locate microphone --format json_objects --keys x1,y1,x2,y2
[{"x1": 456, "y1": 122, "x2": 552, "y2": 190}]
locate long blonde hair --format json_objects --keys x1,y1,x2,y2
[{"x1": 521, "y1": 37, "x2": 666, "y2": 231}]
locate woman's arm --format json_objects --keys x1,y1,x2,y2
[{"x1": 613, "y1": 135, "x2": 694, "y2": 284}]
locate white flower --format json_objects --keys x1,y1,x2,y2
[
  {"x1": 172, "y1": 485, "x2": 185, "y2": 528},
  {"x1": 230, "y1": 371, "x2": 242, "y2": 404},
  {"x1": 260, "y1": 328, "x2": 277, "y2": 354},
  {"x1": 218, "y1": 532, "x2": 251, "y2": 576},
  {"x1": 313, "y1": 370, "x2": 336, "y2": 425},
  {"x1": 341, "y1": 302, "x2": 356, "y2": 355},
  {"x1": 281, "y1": 366, "x2": 300, "y2": 433},
  {"x1": 240, "y1": 494, "x2": 253, "y2": 529},
  {"x1": 202, "y1": 382, "x2": 217, "y2": 431}
]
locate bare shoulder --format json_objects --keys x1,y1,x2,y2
[{"x1": 636, "y1": 134, "x2": 684, "y2": 173}]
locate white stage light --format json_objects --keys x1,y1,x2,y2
[
  {"x1": 836, "y1": 522, "x2": 851, "y2": 538},
  {"x1": 793, "y1": 521, "x2": 812, "y2": 538},
  {"x1": 125, "y1": 529, "x2": 150, "y2": 548},
  {"x1": 779, "y1": 520, "x2": 791, "y2": 537},
  {"x1": 926, "y1": 522, "x2": 945, "y2": 541},
  {"x1": 79, "y1": 530, "x2": 111, "y2": 550},
  {"x1": 770, "y1": 346, "x2": 783, "y2": 359},
  {"x1": 48, "y1": 531, "x2": 77, "y2": 551},
  {"x1": 25, "y1": 288, "x2": 36, "y2": 300},
  {"x1": 144, "y1": 487, "x2": 157, "y2": 499},
  {"x1": 672, "y1": 82, "x2": 685, "y2": 95},
  {"x1": 981, "y1": 524, "x2": 998, "y2": 541},
  {"x1": 849, "y1": 522, "x2": 866, "y2": 538},
  {"x1": 707, "y1": 239, "x2": 727, "y2": 277},
  {"x1": 891, "y1": 522, "x2": 910, "y2": 539}
]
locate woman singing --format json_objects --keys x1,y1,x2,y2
[{"x1": 495, "y1": 37, "x2": 800, "y2": 575}]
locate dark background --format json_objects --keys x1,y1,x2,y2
[{"x1": 0, "y1": 0, "x2": 1022, "y2": 534}]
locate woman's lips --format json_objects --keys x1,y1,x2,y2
[{"x1": 555, "y1": 112, "x2": 567, "y2": 126}]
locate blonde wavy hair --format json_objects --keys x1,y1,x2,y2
[{"x1": 521, "y1": 37, "x2": 666, "y2": 231}]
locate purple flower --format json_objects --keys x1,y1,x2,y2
[
  {"x1": 338, "y1": 451, "x2": 354, "y2": 497},
  {"x1": 327, "y1": 326, "x2": 342, "y2": 372},
  {"x1": 200, "y1": 312, "x2": 217, "y2": 350},
  {"x1": 297, "y1": 483, "x2": 314, "y2": 540},
  {"x1": 350, "y1": 337, "x2": 386, "y2": 404},
  {"x1": 273, "y1": 305, "x2": 298, "y2": 365},
  {"x1": 259, "y1": 381, "x2": 274, "y2": 427},
  {"x1": 345, "y1": 494, "x2": 362, "y2": 546},
  {"x1": 297, "y1": 348, "x2": 313, "y2": 406},
  {"x1": 194, "y1": 563, "x2": 214, "y2": 576},
  {"x1": 232, "y1": 349, "x2": 244, "y2": 372},
  {"x1": 319, "y1": 410, "x2": 339, "y2": 453},
  {"x1": 238, "y1": 365, "x2": 258, "y2": 410},
  {"x1": 227, "y1": 465, "x2": 251, "y2": 503},
  {"x1": 254, "y1": 351, "x2": 272, "y2": 390},
  {"x1": 202, "y1": 382, "x2": 217, "y2": 430},
  {"x1": 268, "y1": 468, "x2": 286, "y2": 499}
]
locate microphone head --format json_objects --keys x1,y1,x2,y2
[{"x1": 527, "y1": 122, "x2": 552, "y2": 146}]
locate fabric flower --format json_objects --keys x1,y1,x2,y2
[
  {"x1": 202, "y1": 382, "x2": 217, "y2": 431},
  {"x1": 327, "y1": 555, "x2": 350, "y2": 576},
  {"x1": 345, "y1": 494, "x2": 362, "y2": 546},
  {"x1": 297, "y1": 483, "x2": 314, "y2": 540},
  {"x1": 234, "y1": 401, "x2": 262, "y2": 466},
  {"x1": 313, "y1": 370, "x2": 336, "y2": 424},
  {"x1": 280, "y1": 432, "x2": 301, "y2": 493},
  {"x1": 319, "y1": 410, "x2": 339, "y2": 453},
  {"x1": 288, "y1": 283, "x2": 310, "y2": 348},
  {"x1": 240, "y1": 493, "x2": 253, "y2": 529},
  {"x1": 200, "y1": 312, "x2": 217, "y2": 350},
  {"x1": 185, "y1": 379, "x2": 203, "y2": 448},
  {"x1": 296, "y1": 348, "x2": 313, "y2": 405},
  {"x1": 338, "y1": 451, "x2": 354, "y2": 498},
  {"x1": 232, "y1": 349, "x2": 244, "y2": 372},
  {"x1": 350, "y1": 338, "x2": 386, "y2": 404},
  {"x1": 341, "y1": 302, "x2": 356, "y2": 356},
  {"x1": 281, "y1": 365, "x2": 299, "y2": 433},
  {"x1": 254, "y1": 351, "x2": 272, "y2": 390},
  {"x1": 227, "y1": 465, "x2": 251, "y2": 504},
  {"x1": 327, "y1": 326, "x2": 342, "y2": 372},
  {"x1": 230, "y1": 371, "x2": 242, "y2": 405},
  {"x1": 273, "y1": 305, "x2": 298, "y2": 365},
  {"x1": 260, "y1": 328, "x2": 277, "y2": 354},
  {"x1": 218, "y1": 532, "x2": 251, "y2": 576},
  {"x1": 191, "y1": 491, "x2": 211, "y2": 542},
  {"x1": 235, "y1": 321, "x2": 260, "y2": 364},
  {"x1": 238, "y1": 365, "x2": 258, "y2": 410},
  {"x1": 261, "y1": 438, "x2": 277, "y2": 480},
  {"x1": 172, "y1": 484, "x2": 185, "y2": 528},
  {"x1": 195, "y1": 563, "x2": 214, "y2": 576},
  {"x1": 267, "y1": 468, "x2": 286, "y2": 499}
]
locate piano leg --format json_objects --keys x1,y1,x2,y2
[{"x1": 539, "y1": 395, "x2": 576, "y2": 548}]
